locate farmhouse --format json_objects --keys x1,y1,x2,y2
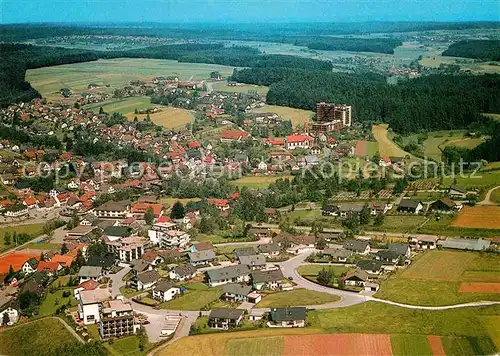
[
  {"x1": 220, "y1": 130, "x2": 249, "y2": 143},
  {"x1": 207, "y1": 265, "x2": 251, "y2": 287},
  {"x1": 268, "y1": 307, "x2": 307, "y2": 328},
  {"x1": 429, "y1": 198, "x2": 463, "y2": 214},
  {"x1": 438, "y1": 237, "x2": 491, "y2": 251},
  {"x1": 397, "y1": 199, "x2": 424, "y2": 214},
  {"x1": 208, "y1": 308, "x2": 245, "y2": 329},
  {"x1": 408, "y1": 236, "x2": 438, "y2": 250},
  {"x1": 448, "y1": 185, "x2": 468, "y2": 199}
]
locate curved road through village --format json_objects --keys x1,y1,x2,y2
[{"x1": 108, "y1": 251, "x2": 500, "y2": 347}]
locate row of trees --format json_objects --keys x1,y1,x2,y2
[{"x1": 442, "y1": 40, "x2": 500, "y2": 61}]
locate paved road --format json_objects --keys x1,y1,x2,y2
[{"x1": 478, "y1": 185, "x2": 500, "y2": 205}]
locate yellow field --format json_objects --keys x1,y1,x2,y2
[
  {"x1": 443, "y1": 137, "x2": 486, "y2": 150},
  {"x1": 156, "y1": 328, "x2": 322, "y2": 356},
  {"x1": 230, "y1": 175, "x2": 293, "y2": 188},
  {"x1": 126, "y1": 106, "x2": 194, "y2": 130},
  {"x1": 213, "y1": 82, "x2": 269, "y2": 95},
  {"x1": 158, "y1": 197, "x2": 201, "y2": 206},
  {"x1": 372, "y1": 124, "x2": 409, "y2": 158},
  {"x1": 253, "y1": 105, "x2": 313, "y2": 127}
]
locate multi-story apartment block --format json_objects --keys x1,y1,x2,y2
[{"x1": 99, "y1": 298, "x2": 138, "y2": 339}]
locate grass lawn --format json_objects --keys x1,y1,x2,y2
[
  {"x1": 372, "y1": 124, "x2": 409, "y2": 158},
  {"x1": 0, "y1": 318, "x2": 80, "y2": 356},
  {"x1": 124, "y1": 105, "x2": 194, "y2": 130},
  {"x1": 257, "y1": 289, "x2": 341, "y2": 308},
  {"x1": 161, "y1": 287, "x2": 223, "y2": 310},
  {"x1": 375, "y1": 250, "x2": 500, "y2": 306},
  {"x1": 297, "y1": 265, "x2": 352, "y2": 283},
  {"x1": 0, "y1": 223, "x2": 45, "y2": 252},
  {"x1": 226, "y1": 336, "x2": 283, "y2": 356},
  {"x1": 104, "y1": 335, "x2": 154, "y2": 356},
  {"x1": 438, "y1": 167, "x2": 500, "y2": 189},
  {"x1": 391, "y1": 334, "x2": 432, "y2": 356},
  {"x1": 230, "y1": 175, "x2": 293, "y2": 189},
  {"x1": 253, "y1": 105, "x2": 313, "y2": 128},
  {"x1": 39, "y1": 288, "x2": 78, "y2": 316},
  {"x1": 120, "y1": 286, "x2": 145, "y2": 298},
  {"x1": 215, "y1": 244, "x2": 256, "y2": 255},
  {"x1": 24, "y1": 242, "x2": 61, "y2": 251},
  {"x1": 370, "y1": 215, "x2": 428, "y2": 233},
  {"x1": 213, "y1": 82, "x2": 269, "y2": 95},
  {"x1": 158, "y1": 197, "x2": 201, "y2": 207}
]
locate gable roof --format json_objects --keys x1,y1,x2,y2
[
  {"x1": 87, "y1": 254, "x2": 115, "y2": 268},
  {"x1": 207, "y1": 265, "x2": 251, "y2": 281},
  {"x1": 343, "y1": 239, "x2": 369, "y2": 252},
  {"x1": 78, "y1": 279, "x2": 100, "y2": 291},
  {"x1": 137, "y1": 270, "x2": 160, "y2": 284},
  {"x1": 234, "y1": 247, "x2": 257, "y2": 258},
  {"x1": 238, "y1": 254, "x2": 266, "y2": 266},
  {"x1": 258, "y1": 243, "x2": 280, "y2": 254},
  {"x1": 356, "y1": 260, "x2": 383, "y2": 272},
  {"x1": 343, "y1": 268, "x2": 368, "y2": 281},
  {"x1": 78, "y1": 265, "x2": 102, "y2": 278},
  {"x1": 398, "y1": 199, "x2": 422, "y2": 209},
  {"x1": 37, "y1": 261, "x2": 60, "y2": 272},
  {"x1": 131, "y1": 259, "x2": 150, "y2": 273},
  {"x1": 388, "y1": 243, "x2": 410, "y2": 256},
  {"x1": 189, "y1": 249, "x2": 216, "y2": 263},
  {"x1": 192, "y1": 242, "x2": 214, "y2": 251},
  {"x1": 172, "y1": 264, "x2": 197, "y2": 278},
  {"x1": 223, "y1": 283, "x2": 252, "y2": 296},
  {"x1": 209, "y1": 308, "x2": 244, "y2": 320},
  {"x1": 270, "y1": 307, "x2": 307, "y2": 321},
  {"x1": 251, "y1": 269, "x2": 284, "y2": 283},
  {"x1": 155, "y1": 279, "x2": 177, "y2": 292}
]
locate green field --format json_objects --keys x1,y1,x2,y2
[
  {"x1": 40, "y1": 288, "x2": 78, "y2": 316},
  {"x1": 297, "y1": 265, "x2": 352, "y2": 283},
  {"x1": 0, "y1": 318, "x2": 80, "y2": 356},
  {"x1": 24, "y1": 242, "x2": 61, "y2": 251},
  {"x1": 375, "y1": 250, "x2": 500, "y2": 306},
  {"x1": 253, "y1": 105, "x2": 313, "y2": 128},
  {"x1": 26, "y1": 58, "x2": 235, "y2": 102},
  {"x1": 230, "y1": 175, "x2": 293, "y2": 189},
  {"x1": 257, "y1": 289, "x2": 341, "y2": 308},
  {"x1": 161, "y1": 286, "x2": 223, "y2": 310},
  {"x1": 0, "y1": 223, "x2": 45, "y2": 251},
  {"x1": 441, "y1": 336, "x2": 497, "y2": 356},
  {"x1": 226, "y1": 336, "x2": 283, "y2": 356},
  {"x1": 104, "y1": 335, "x2": 153, "y2": 356},
  {"x1": 212, "y1": 82, "x2": 269, "y2": 95},
  {"x1": 390, "y1": 334, "x2": 432, "y2": 356}
]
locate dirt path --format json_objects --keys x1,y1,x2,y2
[{"x1": 478, "y1": 185, "x2": 500, "y2": 205}]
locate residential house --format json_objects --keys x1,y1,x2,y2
[
  {"x1": 338, "y1": 203, "x2": 364, "y2": 217},
  {"x1": 238, "y1": 255, "x2": 266, "y2": 270},
  {"x1": 0, "y1": 288, "x2": 18, "y2": 326},
  {"x1": 207, "y1": 265, "x2": 251, "y2": 287},
  {"x1": 134, "y1": 270, "x2": 160, "y2": 291},
  {"x1": 131, "y1": 259, "x2": 153, "y2": 274},
  {"x1": 130, "y1": 202, "x2": 164, "y2": 219},
  {"x1": 4, "y1": 204, "x2": 29, "y2": 217},
  {"x1": 106, "y1": 236, "x2": 146, "y2": 263},
  {"x1": 369, "y1": 201, "x2": 392, "y2": 215},
  {"x1": 285, "y1": 135, "x2": 313, "y2": 150},
  {"x1": 220, "y1": 130, "x2": 249, "y2": 143},
  {"x1": 438, "y1": 237, "x2": 491, "y2": 251},
  {"x1": 273, "y1": 234, "x2": 316, "y2": 248},
  {"x1": 251, "y1": 269, "x2": 284, "y2": 290},
  {"x1": 208, "y1": 308, "x2": 245, "y2": 329},
  {"x1": 375, "y1": 250, "x2": 401, "y2": 265},
  {"x1": 78, "y1": 289, "x2": 111, "y2": 324},
  {"x1": 152, "y1": 280, "x2": 181, "y2": 302},
  {"x1": 78, "y1": 266, "x2": 103, "y2": 284},
  {"x1": 397, "y1": 199, "x2": 424, "y2": 214},
  {"x1": 169, "y1": 264, "x2": 197, "y2": 281},
  {"x1": 21, "y1": 258, "x2": 38, "y2": 274},
  {"x1": 388, "y1": 243, "x2": 411, "y2": 261},
  {"x1": 93, "y1": 200, "x2": 130, "y2": 219},
  {"x1": 222, "y1": 283, "x2": 262, "y2": 304},
  {"x1": 87, "y1": 254, "x2": 116, "y2": 271},
  {"x1": 343, "y1": 269, "x2": 369, "y2": 287},
  {"x1": 142, "y1": 251, "x2": 164, "y2": 267},
  {"x1": 100, "y1": 298, "x2": 138, "y2": 339},
  {"x1": 148, "y1": 222, "x2": 189, "y2": 248},
  {"x1": 189, "y1": 242, "x2": 214, "y2": 253},
  {"x1": 248, "y1": 227, "x2": 271, "y2": 239},
  {"x1": 73, "y1": 279, "x2": 100, "y2": 300},
  {"x1": 268, "y1": 307, "x2": 306, "y2": 328},
  {"x1": 234, "y1": 247, "x2": 257, "y2": 258},
  {"x1": 429, "y1": 198, "x2": 463, "y2": 214},
  {"x1": 356, "y1": 260, "x2": 383, "y2": 274},
  {"x1": 408, "y1": 236, "x2": 438, "y2": 250},
  {"x1": 189, "y1": 249, "x2": 216, "y2": 266},
  {"x1": 257, "y1": 243, "x2": 281, "y2": 258},
  {"x1": 343, "y1": 239, "x2": 370, "y2": 255},
  {"x1": 322, "y1": 248, "x2": 352, "y2": 262},
  {"x1": 36, "y1": 261, "x2": 62, "y2": 276}
]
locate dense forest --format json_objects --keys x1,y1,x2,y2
[
  {"x1": 442, "y1": 40, "x2": 500, "y2": 61},
  {"x1": 231, "y1": 67, "x2": 500, "y2": 134}
]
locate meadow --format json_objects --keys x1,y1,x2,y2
[
  {"x1": 0, "y1": 318, "x2": 80, "y2": 356},
  {"x1": 212, "y1": 82, "x2": 269, "y2": 95},
  {"x1": 26, "y1": 58, "x2": 235, "y2": 101},
  {"x1": 419, "y1": 56, "x2": 500, "y2": 74},
  {"x1": 229, "y1": 175, "x2": 293, "y2": 189},
  {"x1": 253, "y1": 105, "x2": 313, "y2": 128},
  {"x1": 371, "y1": 124, "x2": 409, "y2": 158},
  {"x1": 256, "y1": 289, "x2": 341, "y2": 308},
  {"x1": 375, "y1": 250, "x2": 500, "y2": 306},
  {"x1": 0, "y1": 223, "x2": 45, "y2": 252}
]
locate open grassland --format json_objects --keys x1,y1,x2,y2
[
  {"x1": 441, "y1": 335, "x2": 497, "y2": 356},
  {"x1": 230, "y1": 175, "x2": 293, "y2": 189},
  {"x1": 375, "y1": 250, "x2": 500, "y2": 305},
  {"x1": 391, "y1": 334, "x2": 432, "y2": 356},
  {"x1": 354, "y1": 140, "x2": 379, "y2": 157},
  {"x1": 213, "y1": 82, "x2": 269, "y2": 95},
  {"x1": 26, "y1": 58, "x2": 235, "y2": 102},
  {"x1": 157, "y1": 303, "x2": 500, "y2": 356},
  {"x1": 158, "y1": 197, "x2": 200, "y2": 207},
  {"x1": 482, "y1": 316, "x2": 500, "y2": 350},
  {"x1": 0, "y1": 223, "x2": 45, "y2": 252},
  {"x1": 39, "y1": 288, "x2": 78, "y2": 316},
  {"x1": 431, "y1": 165, "x2": 500, "y2": 189},
  {"x1": 419, "y1": 56, "x2": 500, "y2": 74},
  {"x1": 85, "y1": 96, "x2": 153, "y2": 113},
  {"x1": 443, "y1": 137, "x2": 486, "y2": 149},
  {"x1": 0, "y1": 318, "x2": 79, "y2": 356},
  {"x1": 226, "y1": 336, "x2": 283, "y2": 356},
  {"x1": 372, "y1": 124, "x2": 409, "y2": 158},
  {"x1": 161, "y1": 286, "x2": 222, "y2": 310},
  {"x1": 256, "y1": 289, "x2": 341, "y2": 308},
  {"x1": 297, "y1": 265, "x2": 352, "y2": 283},
  {"x1": 253, "y1": 105, "x2": 313, "y2": 128},
  {"x1": 104, "y1": 334, "x2": 154, "y2": 356},
  {"x1": 452, "y1": 205, "x2": 500, "y2": 229},
  {"x1": 128, "y1": 106, "x2": 194, "y2": 130},
  {"x1": 402, "y1": 130, "x2": 466, "y2": 162}
]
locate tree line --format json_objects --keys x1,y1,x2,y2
[
  {"x1": 442, "y1": 40, "x2": 500, "y2": 61},
  {"x1": 231, "y1": 67, "x2": 500, "y2": 134}
]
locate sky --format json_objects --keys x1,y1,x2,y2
[{"x1": 1, "y1": 0, "x2": 499, "y2": 24}]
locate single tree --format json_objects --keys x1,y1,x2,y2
[
  {"x1": 4, "y1": 232, "x2": 11, "y2": 245},
  {"x1": 170, "y1": 201, "x2": 185, "y2": 219},
  {"x1": 2, "y1": 312, "x2": 10, "y2": 326},
  {"x1": 60, "y1": 243, "x2": 69, "y2": 255},
  {"x1": 144, "y1": 208, "x2": 155, "y2": 225}
]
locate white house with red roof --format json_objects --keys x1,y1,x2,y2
[{"x1": 285, "y1": 135, "x2": 314, "y2": 150}]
